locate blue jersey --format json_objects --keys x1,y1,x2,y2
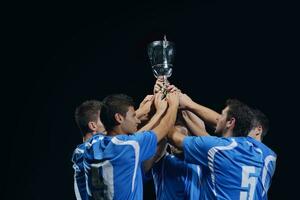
[
  {"x1": 251, "y1": 138, "x2": 277, "y2": 199},
  {"x1": 183, "y1": 136, "x2": 276, "y2": 200},
  {"x1": 72, "y1": 143, "x2": 86, "y2": 200},
  {"x1": 84, "y1": 131, "x2": 157, "y2": 200},
  {"x1": 151, "y1": 153, "x2": 201, "y2": 200},
  {"x1": 71, "y1": 134, "x2": 104, "y2": 200}
]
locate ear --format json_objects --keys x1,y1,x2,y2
[
  {"x1": 254, "y1": 126, "x2": 263, "y2": 141},
  {"x1": 88, "y1": 121, "x2": 97, "y2": 132},
  {"x1": 114, "y1": 113, "x2": 124, "y2": 124},
  {"x1": 255, "y1": 125, "x2": 263, "y2": 135},
  {"x1": 226, "y1": 117, "x2": 236, "y2": 129}
]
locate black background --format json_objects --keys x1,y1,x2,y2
[{"x1": 3, "y1": 1, "x2": 297, "y2": 199}]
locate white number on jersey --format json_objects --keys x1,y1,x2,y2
[{"x1": 240, "y1": 166, "x2": 257, "y2": 200}]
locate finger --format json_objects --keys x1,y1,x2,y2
[
  {"x1": 145, "y1": 95, "x2": 154, "y2": 101},
  {"x1": 156, "y1": 82, "x2": 164, "y2": 88},
  {"x1": 154, "y1": 85, "x2": 161, "y2": 93},
  {"x1": 155, "y1": 92, "x2": 163, "y2": 101}
]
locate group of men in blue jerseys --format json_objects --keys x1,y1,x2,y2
[{"x1": 71, "y1": 77, "x2": 276, "y2": 200}]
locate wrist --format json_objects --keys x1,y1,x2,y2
[{"x1": 154, "y1": 109, "x2": 164, "y2": 117}]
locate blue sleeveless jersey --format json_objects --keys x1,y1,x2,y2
[
  {"x1": 183, "y1": 136, "x2": 276, "y2": 200},
  {"x1": 151, "y1": 153, "x2": 201, "y2": 200},
  {"x1": 84, "y1": 131, "x2": 157, "y2": 200}
]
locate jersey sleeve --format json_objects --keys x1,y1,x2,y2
[
  {"x1": 183, "y1": 136, "x2": 228, "y2": 167},
  {"x1": 131, "y1": 130, "x2": 158, "y2": 162},
  {"x1": 262, "y1": 154, "x2": 277, "y2": 196}
]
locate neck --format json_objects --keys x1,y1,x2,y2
[
  {"x1": 248, "y1": 134, "x2": 262, "y2": 142},
  {"x1": 222, "y1": 129, "x2": 233, "y2": 138},
  {"x1": 107, "y1": 126, "x2": 127, "y2": 136}
]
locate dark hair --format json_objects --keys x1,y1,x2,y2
[
  {"x1": 100, "y1": 94, "x2": 135, "y2": 132},
  {"x1": 251, "y1": 108, "x2": 269, "y2": 139},
  {"x1": 226, "y1": 99, "x2": 254, "y2": 137},
  {"x1": 74, "y1": 100, "x2": 102, "y2": 136}
]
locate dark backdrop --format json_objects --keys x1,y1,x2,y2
[{"x1": 3, "y1": 1, "x2": 296, "y2": 199}]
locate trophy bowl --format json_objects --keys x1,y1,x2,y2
[{"x1": 147, "y1": 37, "x2": 175, "y2": 79}]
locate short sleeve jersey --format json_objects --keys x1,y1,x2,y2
[
  {"x1": 151, "y1": 153, "x2": 201, "y2": 200},
  {"x1": 183, "y1": 136, "x2": 276, "y2": 200},
  {"x1": 84, "y1": 131, "x2": 157, "y2": 200},
  {"x1": 71, "y1": 134, "x2": 105, "y2": 200}
]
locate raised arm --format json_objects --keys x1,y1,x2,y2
[
  {"x1": 179, "y1": 93, "x2": 221, "y2": 129},
  {"x1": 182, "y1": 110, "x2": 209, "y2": 136},
  {"x1": 135, "y1": 95, "x2": 154, "y2": 121},
  {"x1": 138, "y1": 93, "x2": 167, "y2": 132},
  {"x1": 152, "y1": 92, "x2": 179, "y2": 142}
]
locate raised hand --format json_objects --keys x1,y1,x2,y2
[
  {"x1": 139, "y1": 95, "x2": 154, "y2": 109},
  {"x1": 153, "y1": 77, "x2": 164, "y2": 94},
  {"x1": 166, "y1": 84, "x2": 181, "y2": 93},
  {"x1": 166, "y1": 91, "x2": 180, "y2": 109},
  {"x1": 136, "y1": 95, "x2": 154, "y2": 120},
  {"x1": 154, "y1": 92, "x2": 168, "y2": 114}
]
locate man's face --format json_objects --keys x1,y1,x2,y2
[
  {"x1": 215, "y1": 106, "x2": 229, "y2": 136},
  {"x1": 121, "y1": 106, "x2": 141, "y2": 134}
]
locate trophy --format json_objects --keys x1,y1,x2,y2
[{"x1": 147, "y1": 36, "x2": 175, "y2": 98}]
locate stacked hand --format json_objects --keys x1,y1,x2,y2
[
  {"x1": 154, "y1": 92, "x2": 168, "y2": 114},
  {"x1": 166, "y1": 91, "x2": 180, "y2": 109},
  {"x1": 153, "y1": 77, "x2": 181, "y2": 99}
]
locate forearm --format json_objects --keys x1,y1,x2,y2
[
  {"x1": 135, "y1": 107, "x2": 148, "y2": 120},
  {"x1": 138, "y1": 111, "x2": 164, "y2": 132},
  {"x1": 188, "y1": 101, "x2": 220, "y2": 129},
  {"x1": 153, "y1": 105, "x2": 178, "y2": 142},
  {"x1": 185, "y1": 111, "x2": 209, "y2": 136},
  {"x1": 185, "y1": 120, "x2": 209, "y2": 136}
]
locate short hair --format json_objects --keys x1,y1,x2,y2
[
  {"x1": 100, "y1": 94, "x2": 135, "y2": 132},
  {"x1": 225, "y1": 99, "x2": 254, "y2": 137},
  {"x1": 74, "y1": 100, "x2": 102, "y2": 136},
  {"x1": 251, "y1": 108, "x2": 269, "y2": 139}
]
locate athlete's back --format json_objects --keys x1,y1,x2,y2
[
  {"x1": 183, "y1": 136, "x2": 276, "y2": 200},
  {"x1": 84, "y1": 131, "x2": 157, "y2": 200},
  {"x1": 72, "y1": 142, "x2": 88, "y2": 200},
  {"x1": 151, "y1": 153, "x2": 201, "y2": 200}
]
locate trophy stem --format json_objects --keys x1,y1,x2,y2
[{"x1": 162, "y1": 75, "x2": 169, "y2": 99}]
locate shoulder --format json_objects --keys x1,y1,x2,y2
[
  {"x1": 246, "y1": 137, "x2": 277, "y2": 158},
  {"x1": 184, "y1": 135, "x2": 234, "y2": 147},
  {"x1": 73, "y1": 143, "x2": 85, "y2": 154},
  {"x1": 125, "y1": 130, "x2": 157, "y2": 141},
  {"x1": 71, "y1": 143, "x2": 85, "y2": 162}
]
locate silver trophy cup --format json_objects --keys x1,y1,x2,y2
[{"x1": 147, "y1": 36, "x2": 175, "y2": 98}]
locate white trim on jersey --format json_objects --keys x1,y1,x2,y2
[
  {"x1": 262, "y1": 155, "x2": 276, "y2": 196},
  {"x1": 207, "y1": 139, "x2": 238, "y2": 196},
  {"x1": 85, "y1": 135, "x2": 104, "y2": 148},
  {"x1": 197, "y1": 165, "x2": 201, "y2": 185},
  {"x1": 111, "y1": 137, "x2": 140, "y2": 192},
  {"x1": 91, "y1": 161, "x2": 114, "y2": 200},
  {"x1": 74, "y1": 174, "x2": 82, "y2": 200},
  {"x1": 75, "y1": 148, "x2": 84, "y2": 154}
]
